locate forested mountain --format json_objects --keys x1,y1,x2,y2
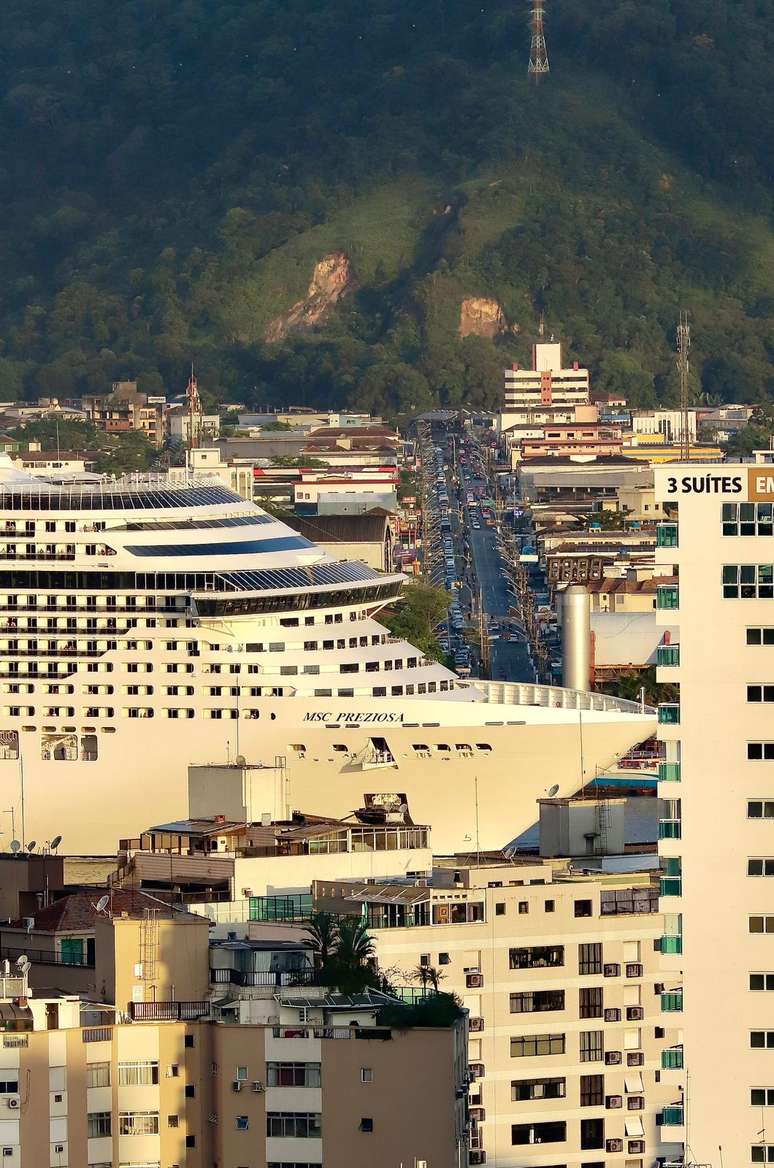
[{"x1": 0, "y1": 0, "x2": 771, "y2": 412}]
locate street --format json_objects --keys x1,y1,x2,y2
[{"x1": 468, "y1": 523, "x2": 536, "y2": 682}]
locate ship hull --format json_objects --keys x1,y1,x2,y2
[{"x1": 5, "y1": 697, "x2": 654, "y2": 853}]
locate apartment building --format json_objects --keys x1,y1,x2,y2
[
  {"x1": 0, "y1": 906, "x2": 467, "y2": 1167},
  {"x1": 314, "y1": 848, "x2": 683, "y2": 1168},
  {"x1": 504, "y1": 341, "x2": 591, "y2": 410},
  {"x1": 653, "y1": 462, "x2": 774, "y2": 1165}
]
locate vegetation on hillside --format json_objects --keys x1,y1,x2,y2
[{"x1": 0, "y1": 0, "x2": 770, "y2": 412}]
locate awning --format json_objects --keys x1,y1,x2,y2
[
  {"x1": 625, "y1": 1074, "x2": 644, "y2": 1093},
  {"x1": 625, "y1": 1117, "x2": 644, "y2": 1137}
]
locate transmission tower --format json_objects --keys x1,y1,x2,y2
[
  {"x1": 185, "y1": 364, "x2": 203, "y2": 453},
  {"x1": 676, "y1": 311, "x2": 691, "y2": 461},
  {"x1": 528, "y1": 0, "x2": 549, "y2": 82}
]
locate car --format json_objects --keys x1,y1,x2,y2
[{"x1": 472, "y1": 521, "x2": 480, "y2": 530}]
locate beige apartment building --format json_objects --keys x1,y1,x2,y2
[
  {"x1": 314, "y1": 843, "x2": 684, "y2": 1168},
  {"x1": 0, "y1": 908, "x2": 467, "y2": 1167},
  {"x1": 653, "y1": 463, "x2": 774, "y2": 1166}
]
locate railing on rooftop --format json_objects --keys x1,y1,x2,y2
[
  {"x1": 473, "y1": 679, "x2": 655, "y2": 716},
  {"x1": 0, "y1": 945, "x2": 94, "y2": 969},
  {"x1": 210, "y1": 968, "x2": 316, "y2": 988},
  {"x1": 271, "y1": 1025, "x2": 393, "y2": 1041},
  {"x1": 130, "y1": 1001, "x2": 210, "y2": 1022}
]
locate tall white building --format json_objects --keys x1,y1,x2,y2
[
  {"x1": 504, "y1": 340, "x2": 590, "y2": 410},
  {"x1": 654, "y1": 462, "x2": 774, "y2": 1164}
]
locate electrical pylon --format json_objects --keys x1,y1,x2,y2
[{"x1": 528, "y1": 0, "x2": 549, "y2": 82}]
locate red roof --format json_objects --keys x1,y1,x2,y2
[{"x1": 10, "y1": 889, "x2": 199, "y2": 933}]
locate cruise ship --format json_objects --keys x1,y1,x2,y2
[{"x1": 0, "y1": 457, "x2": 654, "y2": 853}]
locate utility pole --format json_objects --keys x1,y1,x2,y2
[
  {"x1": 528, "y1": 0, "x2": 550, "y2": 83},
  {"x1": 677, "y1": 311, "x2": 691, "y2": 461}
]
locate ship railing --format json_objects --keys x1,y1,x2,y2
[{"x1": 473, "y1": 679, "x2": 655, "y2": 716}]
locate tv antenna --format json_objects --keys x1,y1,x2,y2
[
  {"x1": 677, "y1": 310, "x2": 691, "y2": 460},
  {"x1": 528, "y1": 0, "x2": 550, "y2": 82}
]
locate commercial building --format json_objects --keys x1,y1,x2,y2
[
  {"x1": 281, "y1": 513, "x2": 394, "y2": 570},
  {"x1": 504, "y1": 341, "x2": 591, "y2": 410},
  {"x1": 652, "y1": 462, "x2": 774, "y2": 1165},
  {"x1": 81, "y1": 381, "x2": 167, "y2": 448},
  {"x1": 517, "y1": 424, "x2": 623, "y2": 464},
  {"x1": 630, "y1": 409, "x2": 699, "y2": 446},
  {"x1": 314, "y1": 825, "x2": 682, "y2": 1168}
]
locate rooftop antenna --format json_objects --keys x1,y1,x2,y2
[
  {"x1": 95, "y1": 894, "x2": 110, "y2": 915},
  {"x1": 677, "y1": 310, "x2": 691, "y2": 461},
  {"x1": 528, "y1": 0, "x2": 550, "y2": 83},
  {"x1": 26, "y1": 840, "x2": 36, "y2": 853}
]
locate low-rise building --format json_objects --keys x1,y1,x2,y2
[{"x1": 281, "y1": 513, "x2": 394, "y2": 570}]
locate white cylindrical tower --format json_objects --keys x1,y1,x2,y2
[{"x1": 562, "y1": 584, "x2": 591, "y2": 691}]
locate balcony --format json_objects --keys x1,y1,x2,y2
[
  {"x1": 661, "y1": 1047, "x2": 684, "y2": 1070},
  {"x1": 661, "y1": 991, "x2": 683, "y2": 1012},
  {"x1": 657, "y1": 585, "x2": 679, "y2": 610},
  {"x1": 660, "y1": 876, "x2": 682, "y2": 896},
  {"x1": 660, "y1": 1105, "x2": 685, "y2": 1126},
  {"x1": 657, "y1": 644, "x2": 680, "y2": 667},
  {"x1": 659, "y1": 761, "x2": 681, "y2": 782},
  {"x1": 660, "y1": 935, "x2": 683, "y2": 955},
  {"x1": 659, "y1": 819, "x2": 682, "y2": 839},
  {"x1": 658, "y1": 704, "x2": 680, "y2": 725},
  {"x1": 657, "y1": 523, "x2": 679, "y2": 548}
]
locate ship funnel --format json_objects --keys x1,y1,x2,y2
[{"x1": 562, "y1": 585, "x2": 591, "y2": 692}]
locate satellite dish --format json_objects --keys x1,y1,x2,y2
[
  {"x1": 95, "y1": 894, "x2": 110, "y2": 914},
  {"x1": 50, "y1": 835, "x2": 62, "y2": 851},
  {"x1": 15, "y1": 955, "x2": 29, "y2": 974},
  {"x1": 9, "y1": 840, "x2": 20, "y2": 854},
  {"x1": 547, "y1": 783, "x2": 560, "y2": 798},
  {"x1": 26, "y1": 841, "x2": 36, "y2": 853}
]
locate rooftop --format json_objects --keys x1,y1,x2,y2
[{"x1": 9, "y1": 888, "x2": 201, "y2": 933}]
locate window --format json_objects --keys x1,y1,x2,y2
[
  {"x1": 749, "y1": 744, "x2": 774, "y2": 760},
  {"x1": 118, "y1": 1111, "x2": 160, "y2": 1135},
  {"x1": 118, "y1": 1061, "x2": 159, "y2": 1085},
  {"x1": 360, "y1": 1067, "x2": 373, "y2": 1083},
  {"x1": 749, "y1": 801, "x2": 774, "y2": 818},
  {"x1": 751, "y1": 974, "x2": 774, "y2": 990},
  {"x1": 750, "y1": 917, "x2": 774, "y2": 932},
  {"x1": 751, "y1": 1146, "x2": 774, "y2": 1163},
  {"x1": 748, "y1": 686, "x2": 774, "y2": 703},
  {"x1": 723, "y1": 564, "x2": 774, "y2": 599},
  {"x1": 748, "y1": 628, "x2": 774, "y2": 645},
  {"x1": 580, "y1": 1074, "x2": 604, "y2": 1107},
  {"x1": 752, "y1": 1088, "x2": 774, "y2": 1105},
  {"x1": 186, "y1": 1135, "x2": 196, "y2": 1148},
  {"x1": 360, "y1": 1117, "x2": 374, "y2": 1132},
  {"x1": 184, "y1": 1035, "x2": 194, "y2": 1048},
  {"x1": 752, "y1": 1032, "x2": 774, "y2": 1048},
  {"x1": 168, "y1": 1115, "x2": 179, "y2": 1127},
  {"x1": 185, "y1": 1084, "x2": 195, "y2": 1098},
  {"x1": 580, "y1": 1031, "x2": 604, "y2": 1062},
  {"x1": 266, "y1": 1112, "x2": 322, "y2": 1138},
  {"x1": 236, "y1": 1115, "x2": 249, "y2": 1131},
  {"x1": 518, "y1": 901, "x2": 529, "y2": 914},
  {"x1": 87, "y1": 1112, "x2": 112, "y2": 1138},
  {"x1": 545, "y1": 899, "x2": 555, "y2": 912},
  {"x1": 511, "y1": 1034, "x2": 565, "y2": 1058},
  {"x1": 723, "y1": 504, "x2": 774, "y2": 537},
  {"x1": 511, "y1": 1077, "x2": 565, "y2": 1101},
  {"x1": 749, "y1": 861, "x2": 774, "y2": 877},
  {"x1": 512, "y1": 1120, "x2": 566, "y2": 1145},
  {"x1": 509, "y1": 945, "x2": 564, "y2": 969},
  {"x1": 438, "y1": 952, "x2": 450, "y2": 965},
  {"x1": 496, "y1": 902, "x2": 506, "y2": 916},
  {"x1": 267, "y1": 1063, "x2": 321, "y2": 1087},
  {"x1": 580, "y1": 987, "x2": 603, "y2": 1019},
  {"x1": 580, "y1": 1117, "x2": 604, "y2": 1149},
  {"x1": 0, "y1": 1081, "x2": 18, "y2": 1094},
  {"x1": 575, "y1": 898, "x2": 593, "y2": 917},
  {"x1": 510, "y1": 990, "x2": 565, "y2": 1013},
  {"x1": 87, "y1": 1062, "x2": 110, "y2": 1088},
  {"x1": 579, "y1": 943, "x2": 603, "y2": 975}
]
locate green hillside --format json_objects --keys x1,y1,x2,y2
[{"x1": 0, "y1": 0, "x2": 770, "y2": 412}]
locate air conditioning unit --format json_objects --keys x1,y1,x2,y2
[
  {"x1": 627, "y1": 1006, "x2": 645, "y2": 1020},
  {"x1": 6, "y1": 1098, "x2": 19, "y2": 1110},
  {"x1": 466, "y1": 973, "x2": 483, "y2": 989},
  {"x1": 605, "y1": 1050, "x2": 622, "y2": 1065},
  {"x1": 469, "y1": 1153, "x2": 486, "y2": 1166},
  {"x1": 54, "y1": 1146, "x2": 65, "y2": 1155},
  {"x1": 606, "y1": 1139, "x2": 624, "y2": 1153},
  {"x1": 655, "y1": 982, "x2": 665, "y2": 994},
  {"x1": 604, "y1": 1007, "x2": 621, "y2": 1022},
  {"x1": 232, "y1": 1080, "x2": 242, "y2": 1092},
  {"x1": 626, "y1": 963, "x2": 643, "y2": 978},
  {"x1": 252, "y1": 1081, "x2": 264, "y2": 1093},
  {"x1": 604, "y1": 963, "x2": 621, "y2": 977}
]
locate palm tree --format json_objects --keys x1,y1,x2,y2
[
  {"x1": 304, "y1": 911, "x2": 339, "y2": 971},
  {"x1": 331, "y1": 916, "x2": 379, "y2": 994}
]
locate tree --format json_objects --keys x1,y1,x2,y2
[
  {"x1": 383, "y1": 580, "x2": 450, "y2": 661},
  {"x1": 304, "y1": 911, "x2": 339, "y2": 970}
]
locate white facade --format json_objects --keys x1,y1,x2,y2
[
  {"x1": 504, "y1": 341, "x2": 590, "y2": 410},
  {"x1": 653, "y1": 463, "x2": 774, "y2": 1165},
  {"x1": 631, "y1": 409, "x2": 698, "y2": 445}
]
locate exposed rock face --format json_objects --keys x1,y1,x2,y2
[
  {"x1": 459, "y1": 296, "x2": 505, "y2": 339},
  {"x1": 265, "y1": 252, "x2": 352, "y2": 342}
]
